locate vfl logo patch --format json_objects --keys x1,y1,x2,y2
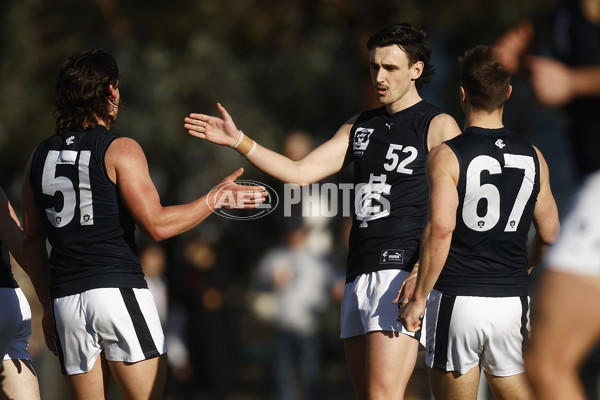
[
  {"x1": 380, "y1": 249, "x2": 404, "y2": 264},
  {"x1": 353, "y1": 128, "x2": 374, "y2": 155}
]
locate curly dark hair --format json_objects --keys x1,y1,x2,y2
[
  {"x1": 367, "y1": 23, "x2": 434, "y2": 89},
  {"x1": 54, "y1": 49, "x2": 120, "y2": 134}
]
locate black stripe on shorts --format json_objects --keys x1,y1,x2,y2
[
  {"x1": 432, "y1": 293, "x2": 456, "y2": 370},
  {"x1": 120, "y1": 288, "x2": 160, "y2": 359},
  {"x1": 520, "y1": 295, "x2": 530, "y2": 355},
  {"x1": 52, "y1": 302, "x2": 68, "y2": 375}
]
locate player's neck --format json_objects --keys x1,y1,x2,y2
[
  {"x1": 463, "y1": 108, "x2": 504, "y2": 130},
  {"x1": 385, "y1": 90, "x2": 422, "y2": 114}
]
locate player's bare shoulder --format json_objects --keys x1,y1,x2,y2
[
  {"x1": 335, "y1": 114, "x2": 360, "y2": 139},
  {"x1": 427, "y1": 113, "x2": 461, "y2": 150},
  {"x1": 105, "y1": 137, "x2": 147, "y2": 182},
  {"x1": 426, "y1": 143, "x2": 459, "y2": 182}
]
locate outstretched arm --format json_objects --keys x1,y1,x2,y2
[
  {"x1": 105, "y1": 137, "x2": 267, "y2": 242},
  {"x1": 526, "y1": 57, "x2": 600, "y2": 107},
  {"x1": 400, "y1": 145, "x2": 459, "y2": 331},
  {"x1": 185, "y1": 103, "x2": 354, "y2": 185}
]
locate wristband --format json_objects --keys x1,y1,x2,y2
[
  {"x1": 234, "y1": 130, "x2": 256, "y2": 157},
  {"x1": 246, "y1": 141, "x2": 257, "y2": 157},
  {"x1": 232, "y1": 130, "x2": 244, "y2": 148}
]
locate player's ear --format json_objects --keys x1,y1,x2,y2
[
  {"x1": 108, "y1": 84, "x2": 118, "y2": 99},
  {"x1": 505, "y1": 85, "x2": 513, "y2": 101},
  {"x1": 459, "y1": 86, "x2": 467, "y2": 103},
  {"x1": 411, "y1": 61, "x2": 424, "y2": 80}
]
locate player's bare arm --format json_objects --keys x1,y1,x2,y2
[
  {"x1": 400, "y1": 144, "x2": 459, "y2": 331},
  {"x1": 0, "y1": 186, "x2": 24, "y2": 267},
  {"x1": 185, "y1": 103, "x2": 355, "y2": 185},
  {"x1": 427, "y1": 112, "x2": 461, "y2": 151},
  {"x1": 528, "y1": 146, "x2": 560, "y2": 267},
  {"x1": 21, "y1": 157, "x2": 56, "y2": 355},
  {"x1": 392, "y1": 262, "x2": 419, "y2": 306},
  {"x1": 526, "y1": 57, "x2": 600, "y2": 107},
  {"x1": 392, "y1": 111, "x2": 459, "y2": 307},
  {"x1": 105, "y1": 137, "x2": 267, "y2": 241}
]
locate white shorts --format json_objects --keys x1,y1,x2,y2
[
  {"x1": 0, "y1": 288, "x2": 32, "y2": 361},
  {"x1": 53, "y1": 287, "x2": 167, "y2": 375},
  {"x1": 425, "y1": 290, "x2": 530, "y2": 377},
  {"x1": 340, "y1": 269, "x2": 424, "y2": 345}
]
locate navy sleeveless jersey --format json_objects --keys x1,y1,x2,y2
[
  {"x1": 435, "y1": 127, "x2": 540, "y2": 297},
  {"x1": 0, "y1": 242, "x2": 18, "y2": 288},
  {"x1": 29, "y1": 126, "x2": 146, "y2": 298},
  {"x1": 346, "y1": 101, "x2": 442, "y2": 281}
]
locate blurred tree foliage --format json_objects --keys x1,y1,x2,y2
[
  {"x1": 0, "y1": 0, "x2": 560, "y2": 285},
  {"x1": 0, "y1": 0, "x2": 558, "y2": 202},
  {"x1": 0, "y1": 1, "x2": 562, "y2": 396}
]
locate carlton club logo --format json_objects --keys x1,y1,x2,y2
[
  {"x1": 353, "y1": 128, "x2": 374, "y2": 155},
  {"x1": 207, "y1": 180, "x2": 278, "y2": 220}
]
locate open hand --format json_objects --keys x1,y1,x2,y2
[{"x1": 185, "y1": 103, "x2": 241, "y2": 147}]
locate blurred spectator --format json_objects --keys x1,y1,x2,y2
[
  {"x1": 278, "y1": 130, "x2": 334, "y2": 258},
  {"x1": 254, "y1": 213, "x2": 334, "y2": 400},
  {"x1": 167, "y1": 233, "x2": 233, "y2": 399},
  {"x1": 525, "y1": 170, "x2": 600, "y2": 400},
  {"x1": 494, "y1": 0, "x2": 600, "y2": 180},
  {"x1": 140, "y1": 244, "x2": 169, "y2": 325},
  {"x1": 495, "y1": 2, "x2": 600, "y2": 397}
]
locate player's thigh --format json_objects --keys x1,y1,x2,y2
[
  {"x1": 365, "y1": 331, "x2": 419, "y2": 397},
  {"x1": 0, "y1": 359, "x2": 40, "y2": 400},
  {"x1": 526, "y1": 271, "x2": 600, "y2": 383},
  {"x1": 343, "y1": 335, "x2": 367, "y2": 400},
  {"x1": 107, "y1": 353, "x2": 167, "y2": 400},
  {"x1": 485, "y1": 371, "x2": 534, "y2": 400},
  {"x1": 65, "y1": 354, "x2": 110, "y2": 400},
  {"x1": 428, "y1": 365, "x2": 480, "y2": 400}
]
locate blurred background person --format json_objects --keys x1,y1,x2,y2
[
  {"x1": 167, "y1": 233, "x2": 233, "y2": 399},
  {"x1": 140, "y1": 244, "x2": 169, "y2": 326},
  {"x1": 525, "y1": 170, "x2": 600, "y2": 400},
  {"x1": 494, "y1": 0, "x2": 600, "y2": 181},
  {"x1": 254, "y1": 210, "x2": 334, "y2": 400},
  {"x1": 495, "y1": 2, "x2": 600, "y2": 396}
]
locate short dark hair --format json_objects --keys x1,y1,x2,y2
[
  {"x1": 459, "y1": 45, "x2": 510, "y2": 112},
  {"x1": 367, "y1": 23, "x2": 434, "y2": 89},
  {"x1": 54, "y1": 49, "x2": 120, "y2": 134}
]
